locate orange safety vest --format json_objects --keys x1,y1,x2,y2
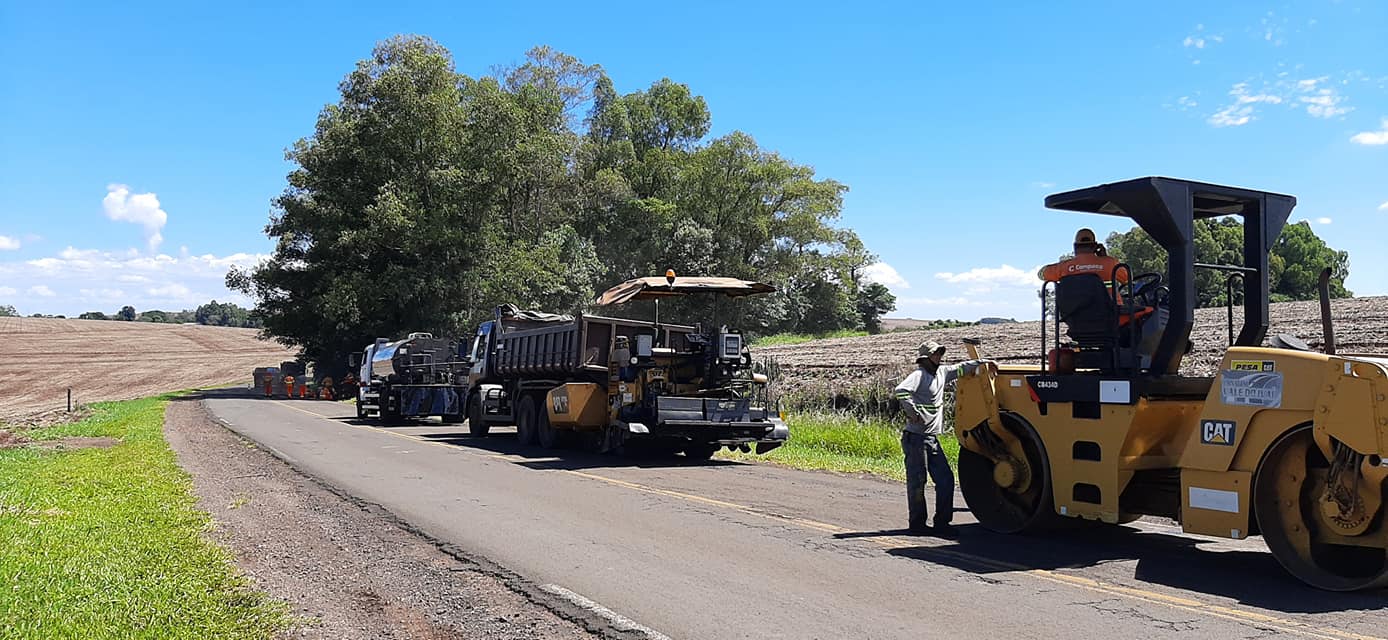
[{"x1": 1041, "y1": 253, "x2": 1131, "y2": 303}]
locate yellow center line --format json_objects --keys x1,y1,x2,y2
[{"x1": 267, "y1": 400, "x2": 1382, "y2": 640}]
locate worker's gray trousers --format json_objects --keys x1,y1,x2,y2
[{"x1": 901, "y1": 430, "x2": 954, "y2": 529}]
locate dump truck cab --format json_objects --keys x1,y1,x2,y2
[{"x1": 953, "y1": 177, "x2": 1388, "y2": 590}]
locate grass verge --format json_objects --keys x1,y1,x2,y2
[
  {"x1": 751, "y1": 328, "x2": 869, "y2": 348},
  {"x1": 718, "y1": 411, "x2": 959, "y2": 481},
  {"x1": 0, "y1": 395, "x2": 289, "y2": 640}
]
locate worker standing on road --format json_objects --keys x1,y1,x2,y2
[{"x1": 894, "y1": 341, "x2": 988, "y2": 537}]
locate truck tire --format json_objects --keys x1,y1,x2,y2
[
  {"x1": 537, "y1": 404, "x2": 560, "y2": 449},
  {"x1": 467, "y1": 394, "x2": 490, "y2": 437},
  {"x1": 516, "y1": 395, "x2": 539, "y2": 446}
]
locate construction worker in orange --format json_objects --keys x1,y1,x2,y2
[
  {"x1": 283, "y1": 374, "x2": 295, "y2": 399},
  {"x1": 263, "y1": 375, "x2": 273, "y2": 397},
  {"x1": 319, "y1": 377, "x2": 335, "y2": 400},
  {"x1": 1040, "y1": 228, "x2": 1129, "y2": 302}
]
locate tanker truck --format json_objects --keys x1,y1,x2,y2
[
  {"x1": 463, "y1": 274, "x2": 789, "y2": 459},
  {"x1": 351, "y1": 332, "x2": 471, "y2": 424}
]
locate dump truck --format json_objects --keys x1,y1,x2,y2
[
  {"x1": 463, "y1": 274, "x2": 788, "y2": 459},
  {"x1": 952, "y1": 177, "x2": 1388, "y2": 591},
  {"x1": 352, "y1": 332, "x2": 470, "y2": 423}
]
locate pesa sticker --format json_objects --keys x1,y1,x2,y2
[
  {"x1": 1230, "y1": 360, "x2": 1275, "y2": 372},
  {"x1": 1201, "y1": 420, "x2": 1236, "y2": 446}
]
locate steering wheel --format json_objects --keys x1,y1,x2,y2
[{"x1": 1128, "y1": 272, "x2": 1163, "y2": 306}]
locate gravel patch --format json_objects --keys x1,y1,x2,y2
[{"x1": 164, "y1": 396, "x2": 599, "y2": 640}]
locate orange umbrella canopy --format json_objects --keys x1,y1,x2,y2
[{"x1": 594, "y1": 276, "x2": 776, "y2": 306}]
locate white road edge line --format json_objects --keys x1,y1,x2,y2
[{"x1": 539, "y1": 583, "x2": 672, "y2": 640}]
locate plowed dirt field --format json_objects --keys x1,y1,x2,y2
[
  {"x1": 760, "y1": 296, "x2": 1388, "y2": 396},
  {"x1": 0, "y1": 317, "x2": 296, "y2": 421}
]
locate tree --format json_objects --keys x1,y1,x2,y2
[
  {"x1": 230, "y1": 35, "x2": 485, "y2": 365},
  {"x1": 0, "y1": 305, "x2": 17, "y2": 317},
  {"x1": 856, "y1": 283, "x2": 897, "y2": 334},
  {"x1": 117, "y1": 305, "x2": 137, "y2": 321},
  {"x1": 1105, "y1": 218, "x2": 1350, "y2": 307},
  {"x1": 79, "y1": 311, "x2": 107, "y2": 320},
  {"x1": 235, "y1": 39, "x2": 872, "y2": 368}
]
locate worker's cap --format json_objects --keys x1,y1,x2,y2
[
  {"x1": 1074, "y1": 228, "x2": 1097, "y2": 246},
  {"x1": 916, "y1": 340, "x2": 946, "y2": 360}
]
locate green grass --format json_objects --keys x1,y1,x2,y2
[
  {"x1": 0, "y1": 396, "x2": 290, "y2": 640},
  {"x1": 719, "y1": 411, "x2": 959, "y2": 481},
  {"x1": 751, "y1": 328, "x2": 869, "y2": 348}
]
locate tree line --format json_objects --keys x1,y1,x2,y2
[
  {"x1": 1104, "y1": 218, "x2": 1350, "y2": 307},
  {"x1": 4, "y1": 300, "x2": 262, "y2": 328},
  {"x1": 230, "y1": 37, "x2": 894, "y2": 367}
]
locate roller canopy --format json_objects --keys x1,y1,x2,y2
[
  {"x1": 1044, "y1": 176, "x2": 1297, "y2": 375},
  {"x1": 595, "y1": 276, "x2": 776, "y2": 306}
]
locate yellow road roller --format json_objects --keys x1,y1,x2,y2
[{"x1": 954, "y1": 177, "x2": 1388, "y2": 590}]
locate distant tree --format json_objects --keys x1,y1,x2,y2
[
  {"x1": 78, "y1": 311, "x2": 108, "y2": 320},
  {"x1": 139, "y1": 310, "x2": 169, "y2": 323},
  {"x1": 0, "y1": 304, "x2": 17, "y2": 317},
  {"x1": 856, "y1": 283, "x2": 897, "y2": 334},
  {"x1": 117, "y1": 305, "x2": 137, "y2": 321}
]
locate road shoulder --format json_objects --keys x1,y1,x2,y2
[{"x1": 164, "y1": 395, "x2": 598, "y2": 640}]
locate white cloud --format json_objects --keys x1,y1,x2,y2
[
  {"x1": 28, "y1": 285, "x2": 56, "y2": 297},
  {"x1": 1209, "y1": 76, "x2": 1354, "y2": 127},
  {"x1": 1378, "y1": 201, "x2": 1388, "y2": 211},
  {"x1": 0, "y1": 235, "x2": 19, "y2": 250},
  {"x1": 896, "y1": 296, "x2": 987, "y2": 307},
  {"x1": 147, "y1": 283, "x2": 192, "y2": 298},
  {"x1": 861, "y1": 262, "x2": 910, "y2": 289},
  {"x1": 1315, "y1": 217, "x2": 1333, "y2": 225},
  {"x1": 102, "y1": 184, "x2": 169, "y2": 252},
  {"x1": 934, "y1": 264, "x2": 1041, "y2": 291},
  {"x1": 0, "y1": 247, "x2": 267, "y2": 315},
  {"x1": 1183, "y1": 35, "x2": 1206, "y2": 49},
  {"x1": 1351, "y1": 120, "x2": 1388, "y2": 145},
  {"x1": 78, "y1": 288, "x2": 127, "y2": 301},
  {"x1": 0, "y1": 286, "x2": 16, "y2": 296},
  {"x1": 1032, "y1": 181, "x2": 1056, "y2": 188}
]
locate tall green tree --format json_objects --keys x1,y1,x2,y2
[
  {"x1": 1104, "y1": 218, "x2": 1350, "y2": 307},
  {"x1": 235, "y1": 38, "x2": 875, "y2": 366},
  {"x1": 230, "y1": 36, "x2": 485, "y2": 364}
]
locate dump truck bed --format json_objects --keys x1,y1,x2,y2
[{"x1": 492, "y1": 314, "x2": 696, "y2": 378}]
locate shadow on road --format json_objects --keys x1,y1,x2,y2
[
  {"x1": 408, "y1": 431, "x2": 748, "y2": 470},
  {"x1": 861, "y1": 523, "x2": 1387, "y2": 613}
]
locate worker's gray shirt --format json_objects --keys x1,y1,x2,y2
[{"x1": 894, "y1": 364, "x2": 963, "y2": 435}]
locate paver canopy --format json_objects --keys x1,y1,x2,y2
[{"x1": 594, "y1": 276, "x2": 776, "y2": 306}]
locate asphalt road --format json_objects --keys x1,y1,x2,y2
[{"x1": 204, "y1": 391, "x2": 1388, "y2": 640}]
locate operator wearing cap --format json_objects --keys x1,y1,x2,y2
[
  {"x1": 893, "y1": 341, "x2": 989, "y2": 537},
  {"x1": 1040, "y1": 228, "x2": 1129, "y2": 301}
]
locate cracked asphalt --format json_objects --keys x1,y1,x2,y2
[{"x1": 200, "y1": 389, "x2": 1388, "y2": 640}]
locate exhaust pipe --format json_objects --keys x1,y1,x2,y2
[{"x1": 1318, "y1": 267, "x2": 1336, "y2": 355}]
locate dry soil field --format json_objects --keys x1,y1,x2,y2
[
  {"x1": 0, "y1": 317, "x2": 296, "y2": 422},
  {"x1": 763, "y1": 296, "x2": 1388, "y2": 396}
]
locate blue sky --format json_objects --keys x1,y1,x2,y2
[{"x1": 1, "y1": 1, "x2": 1385, "y2": 320}]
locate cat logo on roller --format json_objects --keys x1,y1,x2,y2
[{"x1": 1201, "y1": 419, "x2": 1236, "y2": 446}]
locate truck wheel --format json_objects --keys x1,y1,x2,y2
[
  {"x1": 537, "y1": 406, "x2": 560, "y2": 449},
  {"x1": 467, "y1": 394, "x2": 490, "y2": 437},
  {"x1": 684, "y1": 443, "x2": 720, "y2": 462},
  {"x1": 516, "y1": 395, "x2": 539, "y2": 446}
]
